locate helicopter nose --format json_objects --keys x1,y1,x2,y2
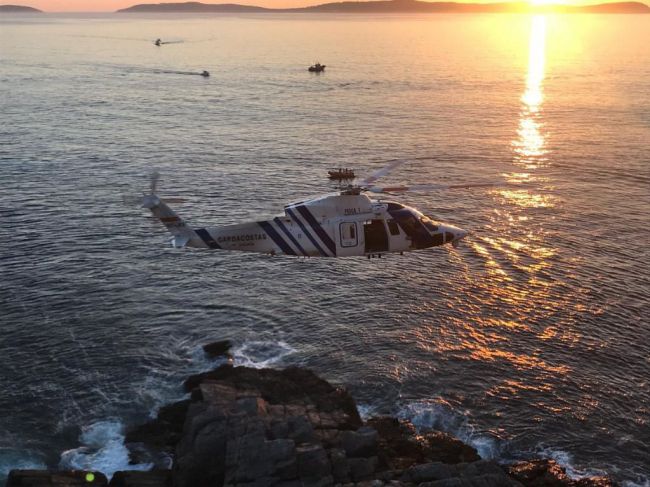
[{"x1": 441, "y1": 224, "x2": 468, "y2": 245}]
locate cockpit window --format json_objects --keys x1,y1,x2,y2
[{"x1": 420, "y1": 216, "x2": 439, "y2": 232}]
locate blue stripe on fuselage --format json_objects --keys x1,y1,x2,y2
[
  {"x1": 285, "y1": 208, "x2": 328, "y2": 257},
  {"x1": 274, "y1": 217, "x2": 306, "y2": 256},
  {"x1": 258, "y1": 221, "x2": 296, "y2": 256},
  {"x1": 195, "y1": 228, "x2": 221, "y2": 249},
  {"x1": 296, "y1": 206, "x2": 337, "y2": 256}
]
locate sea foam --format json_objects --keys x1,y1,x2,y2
[{"x1": 59, "y1": 420, "x2": 152, "y2": 479}]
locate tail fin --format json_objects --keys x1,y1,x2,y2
[{"x1": 142, "y1": 194, "x2": 199, "y2": 248}]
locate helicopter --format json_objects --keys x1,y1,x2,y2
[{"x1": 141, "y1": 160, "x2": 505, "y2": 258}]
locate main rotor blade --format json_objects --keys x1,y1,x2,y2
[
  {"x1": 359, "y1": 159, "x2": 408, "y2": 187},
  {"x1": 367, "y1": 181, "x2": 512, "y2": 193}
]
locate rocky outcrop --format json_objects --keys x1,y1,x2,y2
[
  {"x1": 8, "y1": 360, "x2": 619, "y2": 487},
  {"x1": 508, "y1": 460, "x2": 616, "y2": 487},
  {"x1": 202, "y1": 340, "x2": 234, "y2": 360},
  {"x1": 128, "y1": 364, "x2": 520, "y2": 487},
  {"x1": 6, "y1": 470, "x2": 107, "y2": 486}
]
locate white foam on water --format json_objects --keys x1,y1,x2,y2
[
  {"x1": 59, "y1": 420, "x2": 153, "y2": 479},
  {"x1": 535, "y1": 446, "x2": 610, "y2": 480},
  {"x1": 232, "y1": 341, "x2": 296, "y2": 369},
  {"x1": 356, "y1": 403, "x2": 380, "y2": 421},
  {"x1": 397, "y1": 400, "x2": 502, "y2": 460}
]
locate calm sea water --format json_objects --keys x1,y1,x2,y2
[{"x1": 1, "y1": 11, "x2": 649, "y2": 485}]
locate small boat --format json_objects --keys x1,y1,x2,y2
[
  {"x1": 154, "y1": 38, "x2": 161, "y2": 46},
  {"x1": 328, "y1": 168, "x2": 355, "y2": 180},
  {"x1": 308, "y1": 63, "x2": 326, "y2": 73},
  {"x1": 200, "y1": 70, "x2": 210, "y2": 77}
]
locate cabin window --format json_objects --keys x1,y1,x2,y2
[
  {"x1": 340, "y1": 222, "x2": 358, "y2": 248},
  {"x1": 387, "y1": 219, "x2": 400, "y2": 236}
]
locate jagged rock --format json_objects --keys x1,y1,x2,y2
[
  {"x1": 341, "y1": 426, "x2": 379, "y2": 458},
  {"x1": 367, "y1": 416, "x2": 426, "y2": 469},
  {"x1": 202, "y1": 340, "x2": 233, "y2": 358},
  {"x1": 287, "y1": 415, "x2": 316, "y2": 444},
  {"x1": 19, "y1": 360, "x2": 617, "y2": 487},
  {"x1": 456, "y1": 460, "x2": 506, "y2": 478},
  {"x1": 348, "y1": 456, "x2": 379, "y2": 481},
  {"x1": 125, "y1": 399, "x2": 191, "y2": 452},
  {"x1": 329, "y1": 447, "x2": 350, "y2": 482},
  {"x1": 402, "y1": 462, "x2": 456, "y2": 483},
  {"x1": 508, "y1": 459, "x2": 570, "y2": 486},
  {"x1": 183, "y1": 365, "x2": 362, "y2": 429},
  {"x1": 419, "y1": 479, "x2": 467, "y2": 487},
  {"x1": 572, "y1": 478, "x2": 617, "y2": 487},
  {"x1": 508, "y1": 459, "x2": 617, "y2": 487},
  {"x1": 296, "y1": 444, "x2": 332, "y2": 481},
  {"x1": 109, "y1": 470, "x2": 172, "y2": 486},
  {"x1": 419, "y1": 431, "x2": 480, "y2": 464},
  {"x1": 7, "y1": 470, "x2": 108, "y2": 486}
]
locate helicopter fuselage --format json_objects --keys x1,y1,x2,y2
[{"x1": 144, "y1": 193, "x2": 467, "y2": 257}]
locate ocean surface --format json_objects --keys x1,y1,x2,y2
[{"x1": 1, "y1": 11, "x2": 649, "y2": 486}]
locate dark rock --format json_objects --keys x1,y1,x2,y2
[
  {"x1": 508, "y1": 459, "x2": 569, "y2": 486},
  {"x1": 341, "y1": 426, "x2": 379, "y2": 457},
  {"x1": 296, "y1": 444, "x2": 331, "y2": 481},
  {"x1": 508, "y1": 459, "x2": 618, "y2": 487},
  {"x1": 7, "y1": 470, "x2": 108, "y2": 486},
  {"x1": 109, "y1": 470, "x2": 171, "y2": 486},
  {"x1": 573, "y1": 478, "x2": 617, "y2": 487},
  {"x1": 287, "y1": 414, "x2": 316, "y2": 444},
  {"x1": 456, "y1": 460, "x2": 505, "y2": 478},
  {"x1": 402, "y1": 462, "x2": 456, "y2": 483},
  {"x1": 329, "y1": 448, "x2": 350, "y2": 482},
  {"x1": 348, "y1": 456, "x2": 379, "y2": 481},
  {"x1": 466, "y1": 473, "x2": 521, "y2": 487},
  {"x1": 367, "y1": 416, "x2": 426, "y2": 469},
  {"x1": 420, "y1": 431, "x2": 480, "y2": 464},
  {"x1": 202, "y1": 340, "x2": 233, "y2": 358},
  {"x1": 125, "y1": 399, "x2": 191, "y2": 452},
  {"x1": 183, "y1": 365, "x2": 362, "y2": 429},
  {"x1": 420, "y1": 479, "x2": 467, "y2": 487}
]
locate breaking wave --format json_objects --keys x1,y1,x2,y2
[
  {"x1": 397, "y1": 400, "x2": 502, "y2": 460},
  {"x1": 59, "y1": 420, "x2": 153, "y2": 480},
  {"x1": 232, "y1": 340, "x2": 296, "y2": 369}
]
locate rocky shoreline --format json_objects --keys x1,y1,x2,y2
[{"x1": 8, "y1": 342, "x2": 617, "y2": 487}]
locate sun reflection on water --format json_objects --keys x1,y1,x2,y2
[{"x1": 513, "y1": 15, "x2": 548, "y2": 165}]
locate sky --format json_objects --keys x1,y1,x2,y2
[{"x1": 11, "y1": 0, "x2": 647, "y2": 13}]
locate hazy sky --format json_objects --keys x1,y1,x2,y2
[{"x1": 17, "y1": 0, "x2": 645, "y2": 12}]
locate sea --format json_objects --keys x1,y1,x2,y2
[{"x1": 0, "y1": 11, "x2": 649, "y2": 486}]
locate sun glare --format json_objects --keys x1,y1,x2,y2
[{"x1": 512, "y1": 15, "x2": 548, "y2": 166}]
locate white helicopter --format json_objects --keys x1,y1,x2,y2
[{"x1": 142, "y1": 160, "x2": 502, "y2": 258}]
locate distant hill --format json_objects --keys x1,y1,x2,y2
[
  {"x1": 119, "y1": 1, "x2": 270, "y2": 11},
  {"x1": 0, "y1": 4, "x2": 42, "y2": 11},
  {"x1": 117, "y1": 0, "x2": 650, "y2": 13}
]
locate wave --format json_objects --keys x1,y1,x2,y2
[
  {"x1": 55, "y1": 339, "x2": 296, "y2": 478},
  {"x1": 397, "y1": 400, "x2": 503, "y2": 460},
  {"x1": 59, "y1": 420, "x2": 153, "y2": 480},
  {"x1": 232, "y1": 340, "x2": 297, "y2": 369},
  {"x1": 396, "y1": 400, "x2": 649, "y2": 485}
]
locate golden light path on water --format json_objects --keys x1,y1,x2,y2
[
  {"x1": 515, "y1": 15, "x2": 547, "y2": 164},
  {"x1": 410, "y1": 15, "x2": 589, "y2": 413}
]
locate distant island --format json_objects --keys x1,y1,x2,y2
[
  {"x1": 118, "y1": 0, "x2": 650, "y2": 13},
  {"x1": 0, "y1": 4, "x2": 42, "y2": 11}
]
